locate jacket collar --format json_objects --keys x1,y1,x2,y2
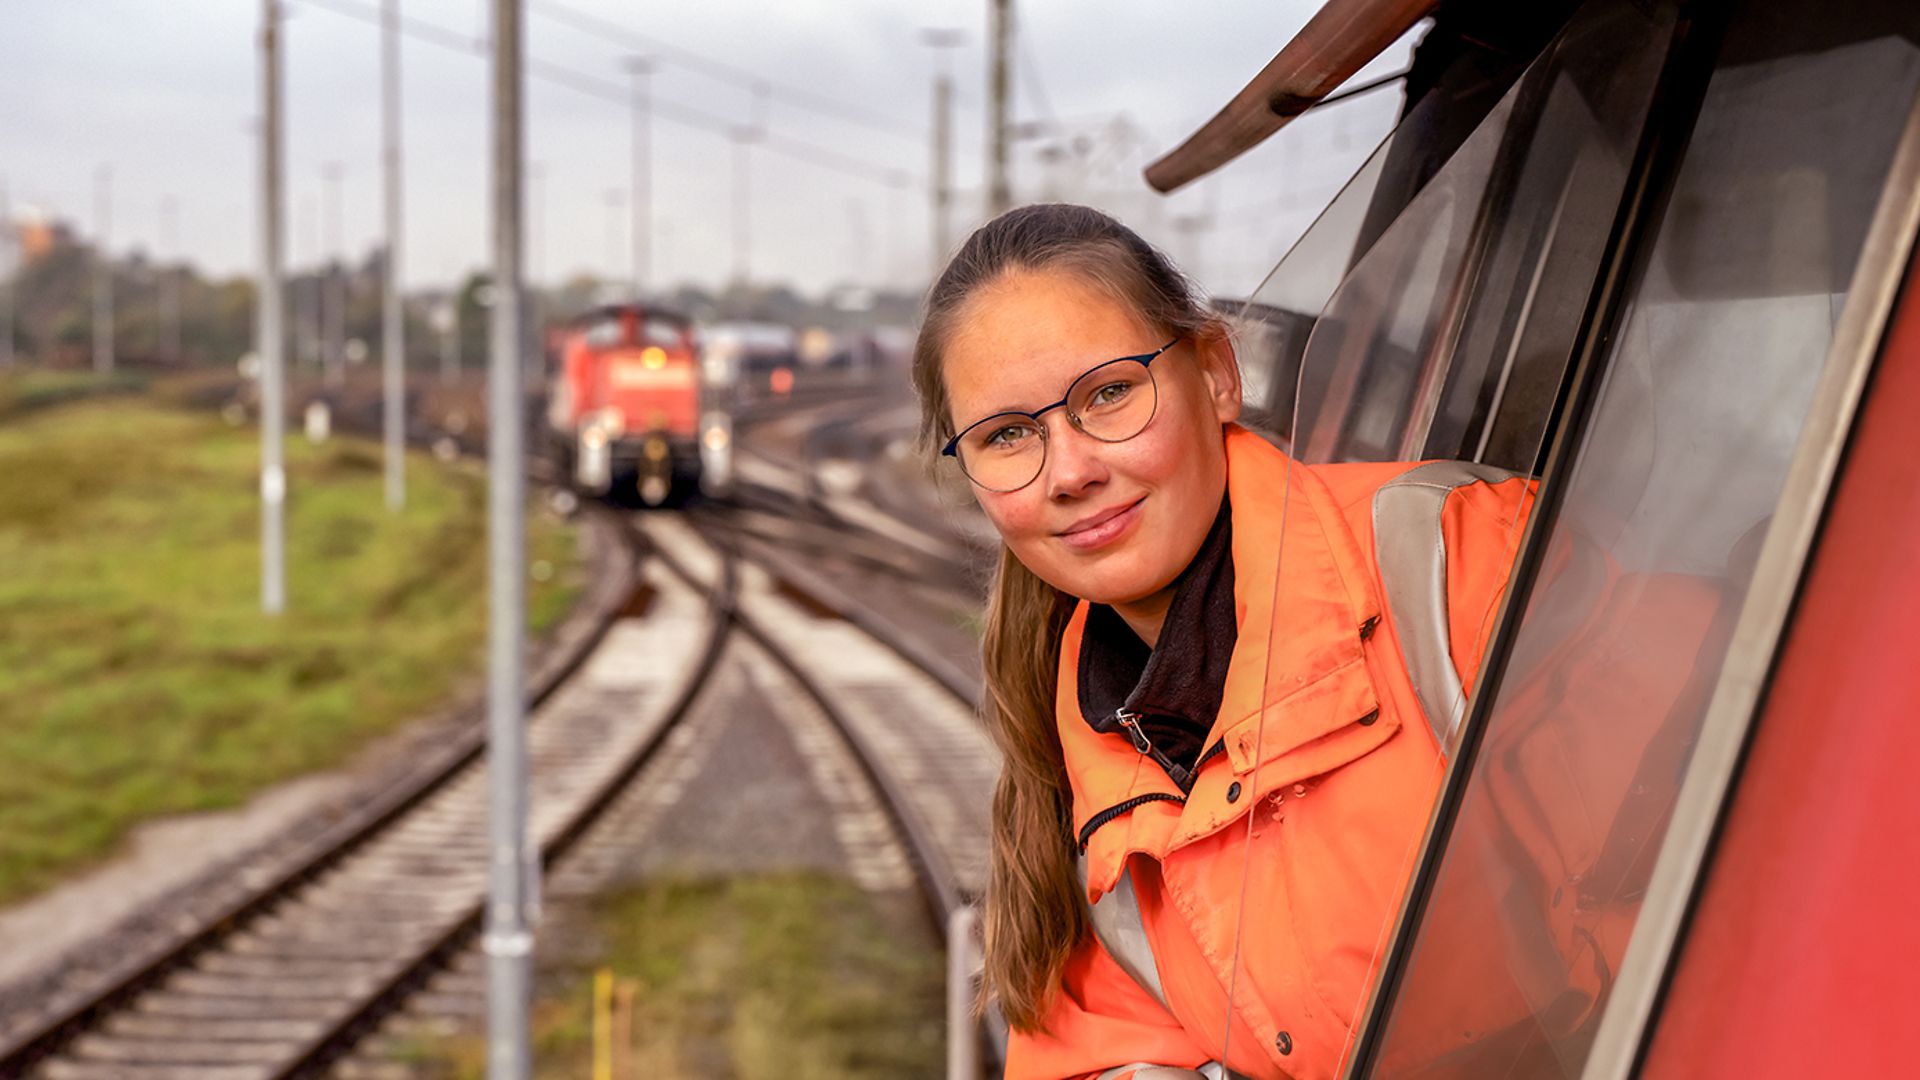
[
  {"x1": 1058, "y1": 426, "x2": 1390, "y2": 898},
  {"x1": 1075, "y1": 496, "x2": 1237, "y2": 788}
]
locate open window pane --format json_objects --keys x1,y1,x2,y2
[
  {"x1": 1209, "y1": 1, "x2": 1677, "y2": 1075},
  {"x1": 1359, "y1": 3, "x2": 1920, "y2": 1076}
]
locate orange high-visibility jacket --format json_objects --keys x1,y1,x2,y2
[{"x1": 1005, "y1": 426, "x2": 1535, "y2": 1080}]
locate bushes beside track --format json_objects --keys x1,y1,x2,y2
[
  {"x1": 0, "y1": 369, "x2": 150, "y2": 422},
  {"x1": 0, "y1": 395, "x2": 581, "y2": 903}
]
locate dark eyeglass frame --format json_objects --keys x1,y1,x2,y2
[{"x1": 941, "y1": 337, "x2": 1181, "y2": 491}]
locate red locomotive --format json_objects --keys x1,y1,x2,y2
[{"x1": 544, "y1": 303, "x2": 729, "y2": 504}]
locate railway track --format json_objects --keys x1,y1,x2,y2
[
  {"x1": 643, "y1": 516, "x2": 995, "y2": 907},
  {"x1": 3, "y1": 493, "x2": 1005, "y2": 1077},
  {"x1": 328, "y1": 505, "x2": 1005, "y2": 1075},
  {"x1": 0, "y1": 377, "x2": 1010, "y2": 1075},
  {"x1": 637, "y1": 512, "x2": 1006, "y2": 1066},
  {"x1": 0, "y1": 514, "x2": 731, "y2": 1079}
]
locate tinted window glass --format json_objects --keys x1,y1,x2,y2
[
  {"x1": 1360, "y1": 6, "x2": 1920, "y2": 1076},
  {"x1": 1211, "y1": 2, "x2": 1677, "y2": 1074}
]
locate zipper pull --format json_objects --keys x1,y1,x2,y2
[{"x1": 1115, "y1": 710, "x2": 1192, "y2": 788}]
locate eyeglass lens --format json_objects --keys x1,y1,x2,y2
[{"x1": 955, "y1": 357, "x2": 1158, "y2": 492}]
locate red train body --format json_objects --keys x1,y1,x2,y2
[{"x1": 545, "y1": 304, "x2": 716, "y2": 502}]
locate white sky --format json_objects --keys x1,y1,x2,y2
[{"x1": 0, "y1": 0, "x2": 1416, "y2": 298}]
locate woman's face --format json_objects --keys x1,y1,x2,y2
[{"x1": 941, "y1": 268, "x2": 1241, "y2": 610}]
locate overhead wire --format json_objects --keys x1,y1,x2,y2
[
  {"x1": 527, "y1": 0, "x2": 921, "y2": 143},
  {"x1": 291, "y1": 0, "x2": 920, "y2": 189}
]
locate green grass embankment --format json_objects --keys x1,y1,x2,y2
[
  {"x1": 401, "y1": 872, "x2": 945, "y2": 1079},
  {"x1": 0, "y1": 395, "x2": 581, "y2": 903}
]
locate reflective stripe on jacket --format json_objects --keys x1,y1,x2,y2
[{"x1": 1004, "y1": 426, "x2": 1535, "y2": 1080}]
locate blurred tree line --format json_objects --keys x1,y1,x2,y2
[
  {"x1": 2, "y1": 226, "x2": 925, "y2": 373},
  {"x1": 7, "y1": 238, "x2": 255, "y2": 369}
]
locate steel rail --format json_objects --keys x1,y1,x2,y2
[
  {"x1": 270, "y1": 528, "x2": 739, "y2": 1077},
  {"x1": 0, "y1": 509, "x2": 705, "y2": 1078},
  {"x1": 639, "y1": 514, "x2": 1006, "y2": 1070},
  {"x1": 720, "y1": 521, "x2": 981, "y2": 710}
]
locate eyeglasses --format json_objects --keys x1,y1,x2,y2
[{"x1": 942, "y1": 338, "x2": 1179, "y2": 493}]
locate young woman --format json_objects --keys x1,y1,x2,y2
[{"x1": 913, "y1": 204, "x2": 1534, "y2": 1079}]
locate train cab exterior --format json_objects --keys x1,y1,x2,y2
[
  {"x1": 1139, "y1": 0, "x2": 1920, "y2": 1076},
  {"x1": 546, "y1": 303, "x2": 729, "y2": 504}
]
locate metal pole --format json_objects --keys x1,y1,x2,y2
[
  {"x1": 485, "y1": 1, "x2": 533, "y2": 1077},
  {"x1": 987, "y1": 0, "x2": 1013, "y2": 216},
  {"x1": 624, "y1": 57, "x2": 652, "y2": 300},
  {"x1": 947, "y1": 905, "x2": 982, "y2": 1080},
  {"x1": 94, "y1": 165, "x2": 114, "y2": 374},
  {"x1": 159, "y1": 196, "x2": 181, "y2": 363},
  {"x1": 323, "y1": 162, "x2": 344, "y2": 388},
  {"x1": 382, "y1": 0, "x2": 406, "y2": 511},
  {"x1": 259, "y1": 0, "x2": 287, "y2": 615},
  {"x1": 0, "y1": 176, "x2": 14, "y2": 370}
]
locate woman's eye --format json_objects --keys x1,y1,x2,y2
[
  {"x1": 1090, "y1": 381, "x2": 1133, "y2": 407},
  {"x1": 982, "y1": 423, "x2": 1036, "y2": 450}
]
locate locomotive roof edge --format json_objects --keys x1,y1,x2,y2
[{"x1": 555, "y1": 303, "x2": 696, "y2": 330}]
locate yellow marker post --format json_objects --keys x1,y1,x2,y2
[{"x1": 592, "y1": 967, "x2": 614, "y2": 1080}]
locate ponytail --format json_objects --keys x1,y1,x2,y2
[{"x1": 977, "y1": 547, "x2": 1084, "y2": 1029}]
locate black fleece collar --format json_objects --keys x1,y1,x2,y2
[{"x1": 1077, "y1": 497, "x2": 1238, "y2": 790}]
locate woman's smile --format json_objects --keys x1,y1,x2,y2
[{"x1": 1055, "y1": 495, "x2": 1146, "y2": 551}]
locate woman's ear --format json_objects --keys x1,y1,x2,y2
[{"x1": 1194, "y1": 328, "x2": 1243, "y2": 424}]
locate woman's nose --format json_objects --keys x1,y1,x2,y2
[{"x1": 1043, "y1": 417, "x2": 1107, "y2": 499}]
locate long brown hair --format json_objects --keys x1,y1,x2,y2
[{"x1": 912, "y1": 203, "x2": 1225, "y2": 1031}]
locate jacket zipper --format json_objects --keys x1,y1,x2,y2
[
  {"x1": 1194, "y1": 738, "x2": 1226, "y2": 771},
  {"x1": 1077, "y1": 722, "x2": 1234, "y2": 852},
  {"x1": 1077, "y1": 791, "x2": 1185, "y2": 852},
  {"x1": 1115, "y1": 709, "x2": 1194, "y2": 789}
]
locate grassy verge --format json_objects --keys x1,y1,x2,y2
[
  {"x1": 400, "y1": 872, "x2": 945, "y2": 1079},
  {"x1": 0, "y1": 397, "x2": 582, "y2": 903}
]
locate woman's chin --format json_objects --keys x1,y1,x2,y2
[{"x1": 1049, "y1": 559, "x2": 1174, "y2": 609}]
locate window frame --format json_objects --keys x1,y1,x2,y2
[{"x1": 1340, "y1": 2, "x2": 1732, "y2": 1073}]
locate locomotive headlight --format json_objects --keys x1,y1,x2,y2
[{"x1": 641, "y1": 346, "x2": 668, "y2": 370}]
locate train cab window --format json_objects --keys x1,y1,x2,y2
[
  {"x1": 641, "y1": 318, "x2": 683, "y2": 351},
  {"x1": 1234, "y1": 0, "x2": 1675, "y2": 474},
  {"x1": 581, "y1": 315, "x2": 625, "y2": 350},
  {"x1": 1347, "y1": 0, "x2": 1920, "y2": 1076},
  {"x1": 1207, "y1": 1, "x2": 1680, "y2": 1072},
  {"x1": 1207, "y1": 0, "x2": 1920, "y2": 1075}
]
